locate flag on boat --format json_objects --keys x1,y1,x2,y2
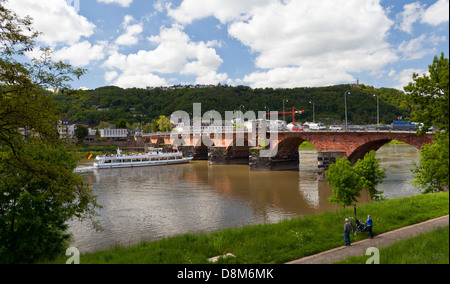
[{"x1": 87, "y1": 153, "x2": 93, "y2": 160}]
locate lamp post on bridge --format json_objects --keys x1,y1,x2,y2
[
  {"x1": 345, "y1": 91, "x2": 351, "y2": 131},
  {"x1": 309, "y1": 101, "x2": 315, "y2": 123},
  {"x1": 283, "y1": 99, "x2": 289, "y2": 122},
  {"x1": 374, "y1": 94, "x2": 380, "y2": 126}
]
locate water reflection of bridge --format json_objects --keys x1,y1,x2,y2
[{"x1": 144, "y1": 131, "x2": 434, "y2": 176}]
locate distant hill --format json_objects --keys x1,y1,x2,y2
[{"x1": 52, "y1": 84, "x2": 414, "y2": 126}]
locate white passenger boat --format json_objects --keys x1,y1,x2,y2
[{"x1": 93, "y1": 148, "x2": 192, "y2": 169}]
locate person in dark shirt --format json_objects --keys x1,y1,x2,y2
[
  {"x1": 366, "y1": 215, "x2": 373, "y2": 239},
  {"x1": 344, "y1": 218, "x2": 352, "y2": 246}
]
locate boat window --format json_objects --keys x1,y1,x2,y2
[
  {"x1": 142, "y1": 158, "x2": 150, "y2": 162},
  {"x1": 104, "y1": 160, "x2": 111, "y2": 164},
  {"x1": 124, "y1": 159, "x2": 132, "y2": 163},
  {"x1": 151, "y1": 158, "x2": 159, "y2": 162}
]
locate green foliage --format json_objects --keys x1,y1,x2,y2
[
  {"x1": 51, "y1": 84, "x2": 413, "y2": 127},
  {"x1": 326, "y1": 151, "x2": 386, "y2": 207},
  {"x1": 412, "y1": 133, "x2": 449, "y2": 193},
  {"x1": 404, "y1": 53, "x2": 449, "y2": 135},
  {"x1": 1, "y1": 0, "x2": 100, "y2": 263},
  {"x1": 354, "y1": 151, "x2": 387, "y2": 200},
  {"x1": 156, "y1": 115, "x2": 172, "y2": 132},
  {"x1": 115, "y1": 118, "x2": 127, "y2": 129},
  {"x1": 325, "y1": 157, "x2": 361, "y2": 208},
  {"x1": 0, "y1": 138, "x2": 99, "y2": 263},
  {"x1": 74, "y1": 124, "x2": 88, "y2": 145},
  {"x1": 404, "y1": 53, "x2": 449, "y2": 193}
]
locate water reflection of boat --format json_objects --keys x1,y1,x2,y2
[{"x1": 93, "y1": 148, "x2": 192, "y2": 169}]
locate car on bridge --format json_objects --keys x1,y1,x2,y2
[
  {"x1": 309, "y1": 123, "x2": 327, "y2": 131},
  {"x1": 376, "y1": 125, "x2": 392, "y2": 131},
  {"x1": 392, "y1": 121, "x2": 417, "y2": 131},
  {"x1": 329, "y1": 125, "x2": 343, "y2": 131}
]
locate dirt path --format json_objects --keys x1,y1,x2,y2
[{"x1": 286, "y1": 215, "x2": 449, "y2": 264}]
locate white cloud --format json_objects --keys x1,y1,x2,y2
[
  {"x1": 53, "y1": 41, "x2": 106, "y2": 66},
  {"x1": 104, "y1": 71, "x2": 119, "y2": 83},
  {"x1": 112, "y1": 73, "x2": 167, "y2": 89},
  {"x1": 396, "y1": 0, "x2": 449, "y2": 34},
  {"x1": 104, "y1": 25, "x2": 227, "y2": 88},
  {"x1": 421, "y1": 0, "x2": 449, "y2": 26},
  {"x1": 398, "y1": 34, "x2": 446, "y2": 60},
  {"x1": 238, "y1": 66, "x2": 354, "y2": 89},
  {"x1": 154, "y1": 0, "x2": 171, "y2": 13},
  {"x1": 167, "y1": 0, "x2": 273, "y2": 24},
  {"x1": 97, "y1": 0, "x2": 133, "y2": 7},
  {"x1": 115, "y1": 15, "x2": 143, "y2": 46},
  {"x1": 390, "y1": 68, "x2": 428, "y2": 90},
  {"x1": 6, "y1": 0, "x2": 95, "y2": 46},
  {"x1": 395, "y1": 2, "x2": 425, "y2": 34},
  {"x1": 223, "y1": 0, "x2": 397, "y2": 88}
]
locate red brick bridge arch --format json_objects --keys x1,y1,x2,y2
[
  {"x1": 144, "y1": 131, "x2": 434, "y2": 171},
  {"x1": 274, "y1": 132, "x2": 433, "y2": 165}
]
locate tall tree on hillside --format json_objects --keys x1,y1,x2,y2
[{"x1": 0, "y1": 0, "x2": 100, "y2": 263}]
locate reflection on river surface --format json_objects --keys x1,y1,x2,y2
[{"x1": 70, "y1": 144, "x2": 420, "y2": 253}]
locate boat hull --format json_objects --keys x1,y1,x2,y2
[{"x1": 94, "y1": 158, "x2": 193, "y2": 169}]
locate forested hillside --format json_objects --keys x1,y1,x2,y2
[{"x1": 52, "y1": 84, "x2": 414, "y2": 126}]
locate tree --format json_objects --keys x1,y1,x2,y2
[
  {"x1": 1, "y1": 0, "x2": 100, "y2": 263},
  {"x1": 115, "y1": 118, "x2": 127, "y2": 129},
  {"x1": 404, "y1": 53, "x2": 449, "y2": 193},
  {"x1": 74, "y1": 124, "x2": 89, "y2": 145},
  {"x1": 326, "y1": 152, "x2": 387, "y2": 207},
  {"x1": 156, "y1": 115, "x2": 172, "y2": 132},
  {"x1": 354, "y1": 151, "x2": 386, "y2": 201},
  {"x1": 404, "y1": 53, "x2": 449, "y2": 135},
  {"x1": 412, "y1": 133, "x2": 449, "y2": 193},
  {"x1": 97, "y1": 121, "x2": 111, "y2": 130},
  {"x1": 325, "y1": 157, "x2": 361, "y2": 208}
]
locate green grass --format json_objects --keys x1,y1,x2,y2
[
  {"x1": 335, "y1": 226, "x2": 449, "y2": 264},
  {"x1": 299, "y1": 141, "x2": 316, "y2": 150},
  {"x1": 49, "y1": 192, "x2": 449, "y2": 264}
]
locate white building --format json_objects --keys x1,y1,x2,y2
[{"x1": 100, "y1": 129, "x2": 128, "y2": 139}]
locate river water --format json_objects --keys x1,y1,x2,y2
[{"x1": 70, "y1": 144, "x2": 421, "y2": 253}]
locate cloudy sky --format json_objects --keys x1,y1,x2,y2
[{"x1": 7, "y1": 0, "x2": 449, "y2": 90}]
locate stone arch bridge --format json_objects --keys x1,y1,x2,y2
[{"x1": 143, "y1": 131, "x2": 434, "y2": 176}]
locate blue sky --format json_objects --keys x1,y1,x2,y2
[{"x1": 7, "y1": 0, "x2": 449, "y2": 90}]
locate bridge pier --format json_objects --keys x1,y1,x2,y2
[
  {"x1": 179, "y1": 146, "x2": 208, "y2": 160},
  {"x1": 208, "y1": 147, "x2": 250, "y2": 165},
  {"x1": 208, "y1": 147, "x2": 229, "y2": 165},
  {"x1": 249, "y1": 148, "x2": 300, "y2": 171},
  {"x1": 317, "y1": 151, "x2": 346, "y2": 180}
]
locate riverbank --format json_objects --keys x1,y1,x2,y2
[
  {"x1": 289, "y1": 215, "x2": 449, "y2": 264},
  {"x1": 336, "y1": 223, "x2": 449, "y2": 264},
  {"x1": 48, "y1": 192, "x2": 448, "y2": 264}
]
